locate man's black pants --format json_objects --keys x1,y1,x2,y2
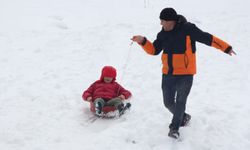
[{"x1": 162, "y1": 74, "x2": 193, "y2": 130}]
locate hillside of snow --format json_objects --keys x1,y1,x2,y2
[{"x1": 0, "y1": 0, "x2": 250, "y2": 149}]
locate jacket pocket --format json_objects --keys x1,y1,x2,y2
[
  {"x1": 172, "y1": 54, "x2": 186, "y2": 70},
  {"x1": 161, "y1": 53, "x2": 169, "y2": 74}
]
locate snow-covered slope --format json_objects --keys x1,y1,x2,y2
[{"x1": 0, "y1": 0, "x2": 250, "y2": 149}]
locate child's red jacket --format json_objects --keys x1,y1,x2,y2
[
  {"x1": 82, "y1": 66, "x2": 132, "y2": 102},
  {"x1": 82, "y1": 80, "x2": 131, "y2": 101}
]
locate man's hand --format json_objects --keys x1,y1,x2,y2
[
  {"x1": 118, "y1": 95, "x2": 125, "y2": 100},
  {"x1": 86, "y1": 97, "x2": 92, "y2": 102},
  {"x1": 228, "y1": 49, "x2": 237, "y2": 56},
  {"x1": 131, "y1": 35, "x2": 144, "y2": 44}
]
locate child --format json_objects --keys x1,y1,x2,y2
[{"x1": 82, "y1": 66, "x2": 132, "y2": 116}]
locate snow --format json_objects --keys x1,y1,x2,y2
[{"x1": 0, "y1": 0, "x2": 250, "y2": 149}]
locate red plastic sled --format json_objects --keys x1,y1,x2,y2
[{"x1": 89, "y1": 102, "x2": 116, "y2": 114}]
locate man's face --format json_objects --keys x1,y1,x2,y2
[
  {"x1": 160, "y1": 20, "x2": 176, "y2": 31},
  {"x1": 104, "y1": 77, "x2": 113, "y2": 83}
]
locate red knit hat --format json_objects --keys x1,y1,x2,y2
[{"x1": 100, "y1": 66, "x2": 117, "y2": 81}]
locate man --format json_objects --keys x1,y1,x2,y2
[{"x1": 131, "y1": 8, "x2": 236, "y2": 139}]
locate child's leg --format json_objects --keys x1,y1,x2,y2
[
  {"x1": 94, "y1": 98, "x2": 105, "y2": 115},
  {"x1": 106, "y1": 98, "x2": 123, "y2": 109},
  {"x1": 94, "y1": 98, "x2": 105, "y2": 107}
]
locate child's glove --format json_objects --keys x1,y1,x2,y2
[
  {"x1": 86, "y1": 97, "x2": 92, "y2": 102},
  {"x1": 118, "y1": 95, "x2": 125, "y2": 100}
]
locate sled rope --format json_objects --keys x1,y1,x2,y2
[{"x1": 120, "y1": 42, "x2": 133, "y2": 83}]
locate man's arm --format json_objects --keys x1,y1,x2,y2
[
  {"x1": 131, "y1": 35, "x2": 163, "y2": 55},
  {"x1": 186, "y1": 23, "x2": 236, "y2": 56}
]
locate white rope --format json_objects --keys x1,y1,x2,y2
[{"x1": 120, "y1": 42, "x2": 133, "y2": 83}]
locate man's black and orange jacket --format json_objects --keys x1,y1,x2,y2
[{"x1": 140, "y1": 15, "x2": 232, "y2": 75}]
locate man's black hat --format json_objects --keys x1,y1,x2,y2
[{"x1": 160, "y1": 8, "x2": 178, "y2": 21}]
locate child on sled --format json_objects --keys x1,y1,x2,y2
[{"x1": 82, "y1": 66, "x2": 132, "y2": 116}]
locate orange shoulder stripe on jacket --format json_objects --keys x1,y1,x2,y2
[
  {"x1": 211, "y1": 35, "x2": 230, "y2": 52},
  {"x1": 141, "y1": 40, "x2": 156, "y2": 55}
]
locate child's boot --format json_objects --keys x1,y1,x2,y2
[
  {"x1": 95, "y1": 102, "x2": 103, "y2": 116},
  {"x1": 117, "y1": 103, "x2": 125, "y2": 114}
]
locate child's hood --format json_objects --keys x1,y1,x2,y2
[{"x1": 100, "y1": 66, "x2": 117, "y2": 82}]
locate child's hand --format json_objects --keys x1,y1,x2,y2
[
  {"x1": 118, "y1": 95, "x2": 125, "y2": 100},
  {"x1": 86, "y1": 97, "x2": 92, "y2": 102}
]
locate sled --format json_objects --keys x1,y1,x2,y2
[{"x1": 89, "y1": 102, "x2": 117, "y2": 114}]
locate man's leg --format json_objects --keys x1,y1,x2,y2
[
  {"x1": 171, "y1": 75, "x2": 193, "y2": 130},
  {"x1": 162, "y1": 74, "x2": 177, "y2": 114}
]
